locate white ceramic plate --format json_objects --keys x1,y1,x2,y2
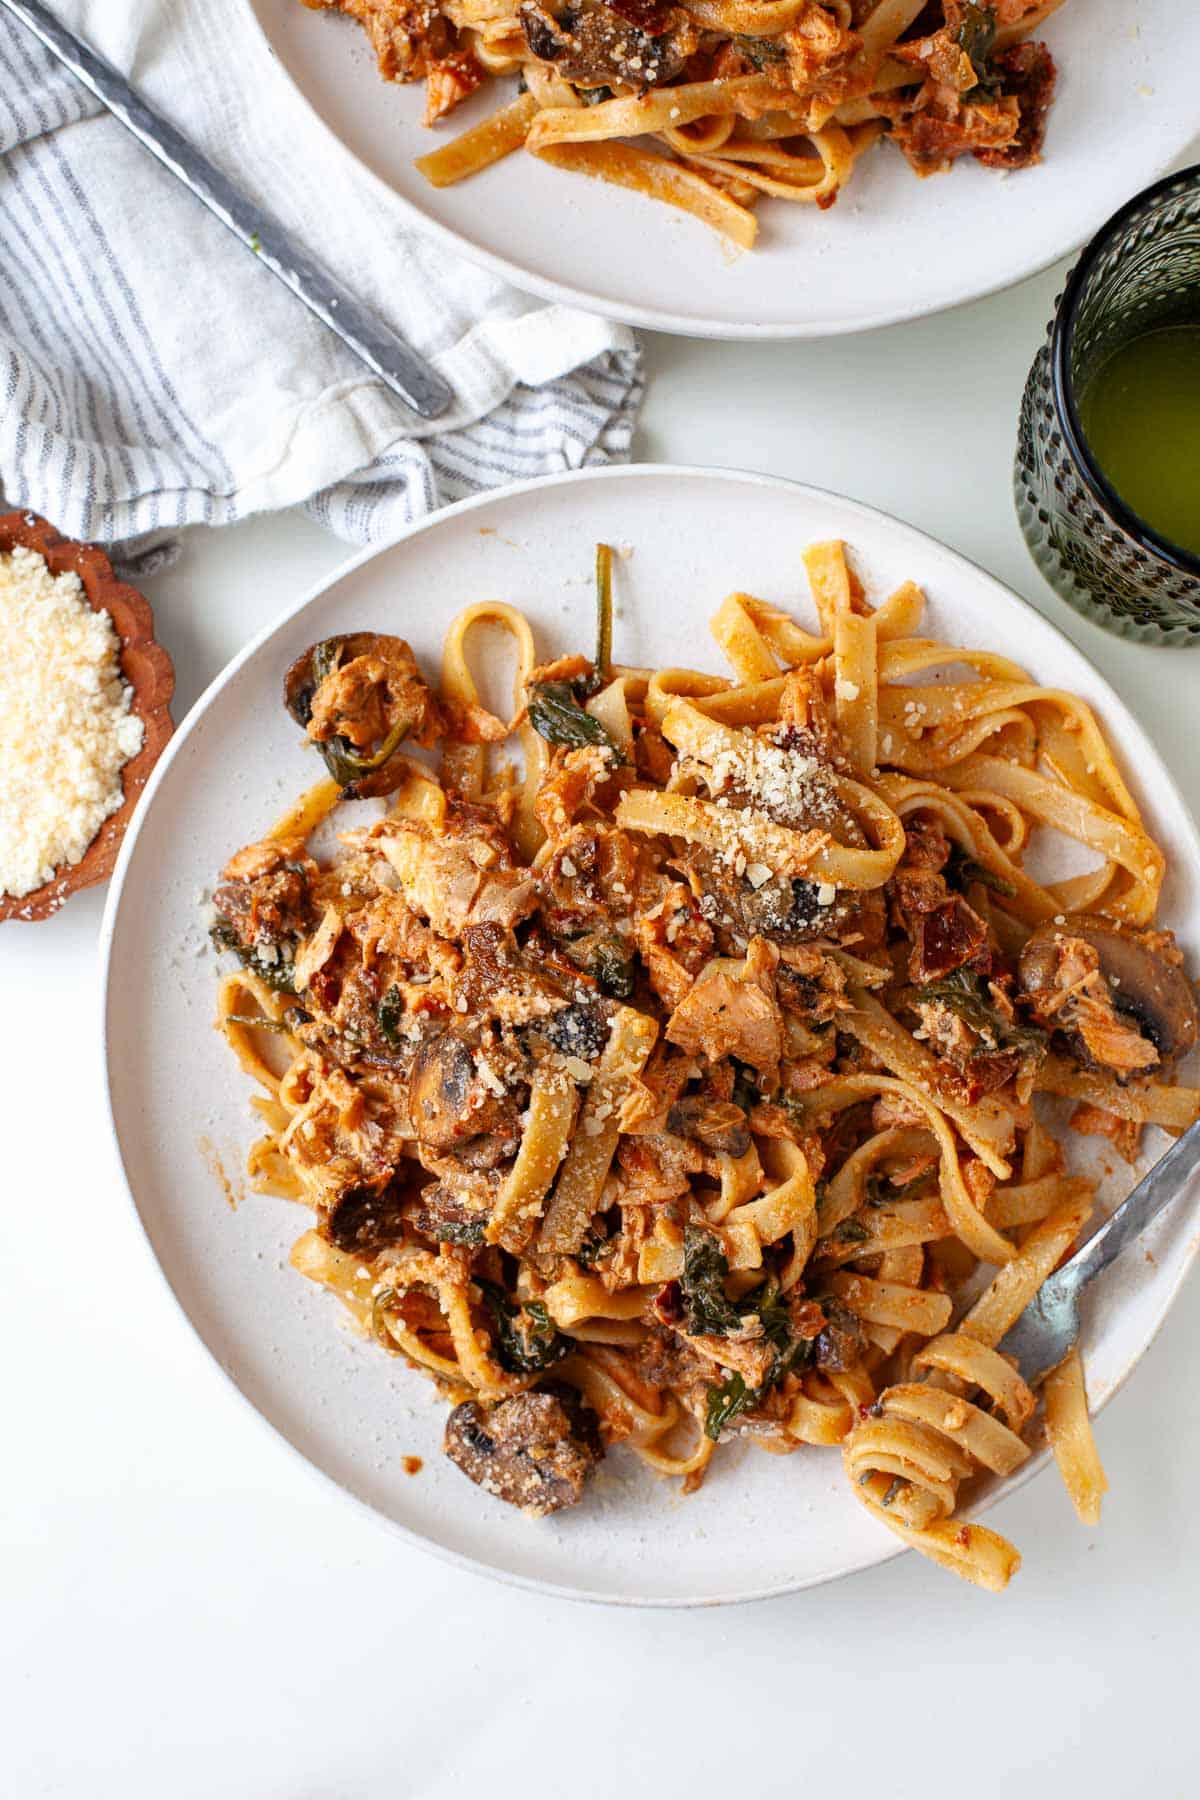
[
  {"x1": 246, "y1": 0, "x2": 1199, "y2": 338},
  {"x1": 102, "y1": 467, "x2": 1200, "y2": 1604}
]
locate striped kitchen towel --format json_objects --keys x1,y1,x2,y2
[{"x1": 0, "y1": 1, "x2": 643, "y2": 547}]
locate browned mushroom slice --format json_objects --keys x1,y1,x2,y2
[
  {"x1": 813, "y1": 1299, "x2": 865, "y2": 1374},
  {"x1": 518, "y1": 0, "x2": 693, "y2": 93},
  {"x1": 443, "y1": 1389, "x2": 604, "y2": 1516},
  {"x1": 688, "y1": 847, "x2": 828, "y2": 943},
  {"x1": 458, "y1": 1133, "x2": 525, "y2": 1171},
  {"x1": 684, "y1": 844, "x2": 865, "y2": 953},
  {"x1": 1019, "y1": 917, "x2": 1198, "y2": 1071},
  {"x1": 407, "y1": 1028, "x2": 521, "y2": 1151},
  {"x1": 321, "y1": 1181, "x2": 410, "y2": 1257},
  {"x1": 666, "y1": 1095, "x2": 752, "y2": 1159},
  {"x1": 408, "y1": 1030, "x2": 476, "y2": 1147}
]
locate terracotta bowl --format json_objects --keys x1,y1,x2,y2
[{"x1": 0, "y1": 511, "x2": 175, "y2": 923}]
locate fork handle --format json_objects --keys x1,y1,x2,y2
[
  {"x1": 0, "y1": 0, "x2": 453, "y2": 420},
  {"x1": 1047, "y1": 1117, "x2": 1200, "y2": 1306}
]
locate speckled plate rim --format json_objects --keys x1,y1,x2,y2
[{"x1": 98, "y1": 465, "x2": 1200, "y2": 1606}]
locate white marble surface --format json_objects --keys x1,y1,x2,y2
[{"x1": 6, "y1": 260, "x2": 1200, "y2": 1798}]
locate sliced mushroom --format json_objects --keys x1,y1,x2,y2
[
  {"x1": 545, "y1": 1000, "x2": 609, "y2": 1063},
  {"x1": 813, "y1": 1298, "x2": 865, "y2": 1374},
  {"x1": 686, "y1": 847, "x2": 860, "y2": 950},
  {"x1": 1019, "y1": 917, "x2": 1198, "y2": 1063},
  {"x1": 407, "y1": 1030, "x2": 478, "y2": 1148},
  {"x1": 322, "y1": 1181, "x2": 409, "y2": 1256},
  {"x1": 407, "y1": 1029, "x2": 522, "y2": 1152},
  {"x1": 443, "y1": 1388, "x2": 604, "y2": 1516},
  {"x1": 518, "y1": 0, "x2": 693, "y2": 93},
  {"x1": 447, "y1": 1131, "x2": 522, "y2": 1172},
  {"x1": 666, "y1": 1095, "x2": 752, "y2": 1159}
]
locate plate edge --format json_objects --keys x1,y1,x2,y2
[
  {"x1": 97, "y1": 463, "x2": 1200, "y2": 1604},
  {"x1": 240, "y1": 0, "x2": 1200, "y2": 340}
]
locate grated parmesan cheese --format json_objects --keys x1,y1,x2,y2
[
  {"x1": 703, "y1": 731, "x2": 839, "y2": 831},
  {"x1": 0, "y1": 546, "x2": 143, "y2": 899},
  {"x1": 474, "y1": 1055, "x2": 507, "y2": 1097}
]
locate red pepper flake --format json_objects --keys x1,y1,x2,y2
[
  {"x1": 654, "y1": 1279, "x2": 683, "y2": 1325},
  {"x1": 789, "y1": 1298, "x2": 827, "y2": 1340},
  {"x1": 402, "y1": 1455, "x2": 424, "y2": 1476}
]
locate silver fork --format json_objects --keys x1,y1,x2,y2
[
  {"x1": 0, "y1": 0, "x2": 453, "y2": 420},
  {"x1": 998, "y1": 1117, "x2": 1200, "y2": 1387}
]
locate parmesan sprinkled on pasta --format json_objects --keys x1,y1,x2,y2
[
  {"x1": 705, "y1": 731, "x2": 839, "y2": 829},
  {"x1": 211, "y1": 531, "x2": 1188, "y2": 1589},
  {"x1": 0, "y1": 546, "x2": 143, "y2": 899}
]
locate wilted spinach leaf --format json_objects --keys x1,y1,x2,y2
[
  {"x1": 210, "y1": 918, "x2": 297, "y2": 994},
  {"x1": 917, "y1": 966, "x2": 1045, "y2": 1055},
  {"x1": 705, "y1": 1372, "x2": 753, "y2": 1440},
  {"x1": 377, "y1": 984, "x2": 405, "y2": 1048},
  {"x1": 679, "y1": 1225, "x2": 743, "y2": 1336},
  {"x1": 835, "y1": 1217, "x2": 872, "y2": 1245},
  {"x1": 527, "y1": 681, "x2": 623, "y2": 757},
  {"x1": 956, "y1": 1, "x2": 1000, "y2": 100},
  {"x1": 477, "y1": 1281, "x2": 569, "y2": 1374},
  {"x1": 946, "y1": 840, "x2": 1017, "y2": 899},
  {"x1": 698, "y1": 1273, "x2": 817, "y2": 1440}
]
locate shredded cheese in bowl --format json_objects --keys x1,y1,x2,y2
[{"x1": 0, "y1": 544, "x2": 144, "y2": 900}]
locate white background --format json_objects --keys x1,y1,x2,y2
[{"x1": 5, "y1": 260, "x2": 1199, "y2": 1798}]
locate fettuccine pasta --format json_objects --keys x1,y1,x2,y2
[
  {"x1": 300, "y1": 0, "x2": 1068, "y2": 247},
  {"x1": 209, "y1": 533, "x2": 1197, "y2": 1590}
]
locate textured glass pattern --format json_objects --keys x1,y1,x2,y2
[{"x1": 1015, "y1": 169, "x2": 1200, "y2": 645}]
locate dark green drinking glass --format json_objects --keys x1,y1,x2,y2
[{"x1": 1015, "y1": 164, "x2": 1200, "y2": 645}]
